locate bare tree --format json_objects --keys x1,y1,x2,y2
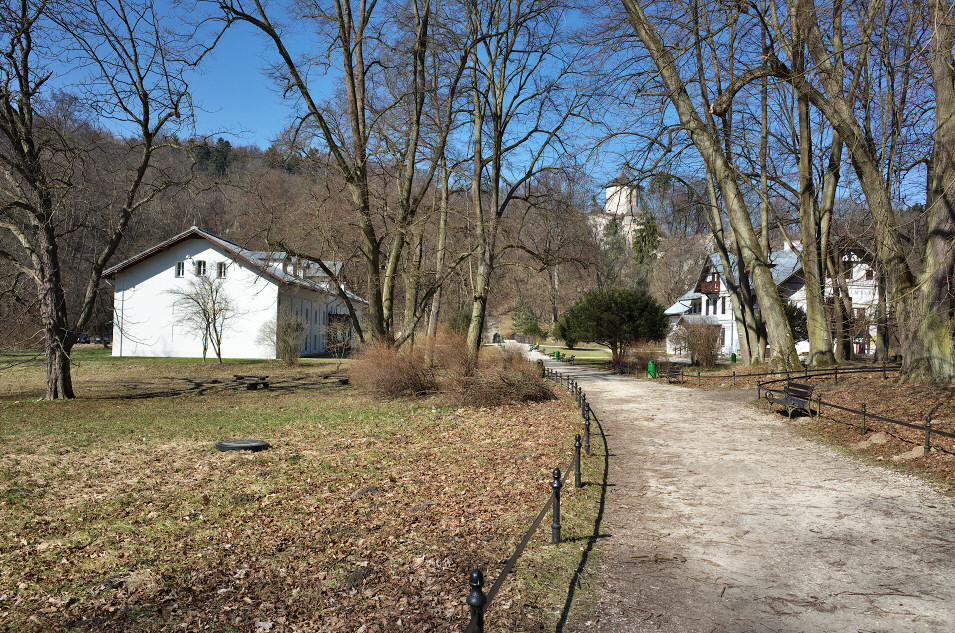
[
  {"x1": 711, "y1": 0, "x2": 952, "y2": 380},
  {"x1": 257, "y1": 307, "x2": 307, "y2": 365},
  {"x1": 215, "y1": 0, "x2": 472, "y2": 346},
  {"x1": 606, "y1": 0, "x2": 800, "y2": 369},
  {"x1": 167, "y1": 273, "x2": 237, "y2": 362},
  {"x1": 462, "y1": 0, "x2": 588, "y2": 357},
  {"x1": 0, "y1": 0, "x2": 196, "y2": 398}
]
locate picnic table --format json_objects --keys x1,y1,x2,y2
[{"x1": 234, "y1": 374, "x2": 270, "y2": 390}]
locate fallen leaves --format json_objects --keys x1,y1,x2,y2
[{"x1": 1, "y1": 382, "x2": 584, "y2": 632}]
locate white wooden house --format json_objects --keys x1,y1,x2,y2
[
  {"x1": 103, "y1": 227, "x2": 364, "y2": 359},
  {"x1": 665, "y1": 241, "x2": 880, "y2": 358}
]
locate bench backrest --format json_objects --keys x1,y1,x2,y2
[{"x1": 785, "y1": 382, "x2": 814, "y2": 399}]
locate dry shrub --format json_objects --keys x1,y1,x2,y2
[
  {"x1": 673, "y1": 318, "x2": 722, "y2": 367},
  {"x1": 428, "y1": 330, "x2": 476, "y2": 376},
  {"x1": 617, "y1": 343, "x2": 661, "y2": 374},
  {"x1": 349, "y1": 342, "x2": 437, "y2": 397},
  {"x1": 453, "y1": 346, "x2": 553, "y2": 407},
  {"x1": 351, "y1": 334, "x2": 553, "y2": 405}
]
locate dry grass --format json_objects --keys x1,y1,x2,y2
[{"x1": 0, "y1": 347, "x2": 600, "y2": 632}]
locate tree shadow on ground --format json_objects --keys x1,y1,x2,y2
[
  {"x1": 88, "y1": 374, "x2": 343, "y2": 401},
  {"x1": 555, "y1": 406, "x2": 611, "y2": 633}
]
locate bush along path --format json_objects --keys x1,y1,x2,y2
[{"x1": 527, "y1": 348, "x2": 955, "y2": 633}]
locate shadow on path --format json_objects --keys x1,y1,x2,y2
[{"x1": 556, "y1": 404, "x2": 611, "y2": 632}]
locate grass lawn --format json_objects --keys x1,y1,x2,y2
[{"x1": 0, "y1": 348, "x2": 602, "y2": 632}]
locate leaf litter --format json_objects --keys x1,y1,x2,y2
[{"x1": 0, "y1": 373, "x2": 589, "y2": 633}]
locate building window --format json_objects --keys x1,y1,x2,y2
[
  {"x1": 217, "y1": 262, "x2": 227, "y2": 278},
  {"x1": 305, "y1": 309, "x2": 309, "y2": 322},
  {"x1": 865, "y1": 269, "x2": 874, "y2": 280},
  {"x1": 721, "y1": 297, "x2": 726, "y2": 314},
  {"x1": 195, "y1": 260, "x2": 207, "y2": 276},
  {"x1": 175, "y1": 261, "x2": 185, "y2": 277},
  {"x1": 704, "y1": 299, "x2": 708, "y2": 316}
]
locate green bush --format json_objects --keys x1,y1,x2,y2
[{"x1": 560, "y1": 288, "x2": 667, "y2": 365}]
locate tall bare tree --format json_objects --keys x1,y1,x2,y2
[
  {"x1": 216, "y1": 0, "x2": 471, "y2": 345},
  {"x1": 619, "y1": 0, "x2": 801, "y2": 369},
  {"x1": 0, "y1": 0, "x2": 194, "y2": 398},
  {"x1": 462, "y1": 0, "x2": 587, "y2": 356}
]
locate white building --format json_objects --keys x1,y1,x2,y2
[
  {"x1": 665, "y1": 241, "x2": 880, "y2": 358},
  {"x1": 590, "y1": 179, "x2": 646, "y2": 245},
  {"x1": 103, "y1": 227, "x2": 364, "y2": 359}
]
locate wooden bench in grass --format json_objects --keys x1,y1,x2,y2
[
  {"x1": 765, "y1": 381, "x2": 815, "y2": 418},
  {"x1": 234, "y1": 374, "x2": 270, "y2": 390}
]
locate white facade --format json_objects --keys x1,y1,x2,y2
[
  {"x1": 590, "y1": 182, "x2": 645, "y2": 245},
  {"x1": 106, "y1": 228, "x2": 363, "y2": 360},
  {"x1": 665, "y1": 243, "x2": 880, "y2": 359}
]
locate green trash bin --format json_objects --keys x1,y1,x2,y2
[
  {"x1": 555, "y1": 350, "x2": 561, "y2": 361},
  {"x1": 731, "y1": 353, "x2": 737, "y2": 364},
  {"x1": 648, "y1": 359, "x2": 656, "y2": 379}
]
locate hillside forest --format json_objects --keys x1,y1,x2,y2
[{"x1": 2, "y1": 0, "x2": 954, "y2": 398}]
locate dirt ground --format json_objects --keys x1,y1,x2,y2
[{"x1": 533, "y1": 356, "x2": 955, "y2": 633}]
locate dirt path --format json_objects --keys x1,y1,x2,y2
[{"x1": 537, "y1": 357, "x2": 955, "y2": 633}]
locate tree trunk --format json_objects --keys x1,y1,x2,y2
[
  {"x1": 875, "y1": 263, "x2": 890, "y2": 360},
  {"x1": 910, "y1": 0, "x2": 955, "y2": 381},
  {"x1": 37, "y1": 227, "x2": 75, "y2": 400},
  {"x1": 797, "y1": 88, "x2": 835, "y2": 367},
  {"x1": 704, "y1": 172, "x2": 752, "y2": 364},
  {"x1": 426, "y1": 161, "x2": 450, "y2": 341},
  {"x1": 402, "y1": 225, "x2": 425, "y2": 348},
  {"x1": 622, "y1": 0, "x2": 799, "y2": 370}
]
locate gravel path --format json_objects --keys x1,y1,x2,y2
[{"x1": 534, "y1": 356, "x2": 955, "y2": 633}]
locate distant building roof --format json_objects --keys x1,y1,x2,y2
[
  {"x1": 102, "y1": 226, "x2": 366, "y2": 304},
  {"x1": 665, "y1": 248, "x2": 803, "y2": 317},
  {"x1": 665, "y1": 291, "x2": 701, "y2": 316}
]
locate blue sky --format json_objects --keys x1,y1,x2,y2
[
  {"x1": 187, "y1": 19, "x2": 332, "y2": 148},
  {"x1": 188, "y1": 26, "x2": 285, "y2": 147}
]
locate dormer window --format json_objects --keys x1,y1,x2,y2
[
  {"x1": 195, "y1": 260, "x2": 207, "y2": 276},
  {"x1": 175, "y1": 261, "x2": 185, "y2": 277},
  {"x1": 217, "y1": 262, "x2": 227, "y2": 278}
]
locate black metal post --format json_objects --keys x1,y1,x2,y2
[
  {"x1": 925, "y1": 416, "x2": 932, "y2": 456},
  {"x1": 816, "y1": 393, "x2": 822, "y2": 417},
  {"x1": 698, "y1": 371, "x2": 701, "y2": 386},
  {"x1": 551, "y1": 468, "x2": 562, "y2": 545},
  {"x1": 580, "y1": 394, "x2": 586, "y2": 418},
  {"x1": 757, "y1": 384, "x2": 761, "y2": 400},
  {"x1": 882, "y1": 361, "x2": 886, "y2": 379},
  {"x1": 574, "y1": 434, "x2": 582, "y2": 489},
  {"x1": 805, "y1": 366, "x2": 808, "y2": 379},
  {"x1": 861, "y1": 403, "x2": 866, "y2": 435},
  {"x1": 583, "y1": 404, "x2": 591, "y2": 456},
  {"x1": 466, "y1": 569, "x2": 487, "y2": 633},
  {"x1": 834, "y1": 366, "x2": 838, "y2": 385},
  {"x1": 733, "y1": 371, "x2": 736, "y2": 387}
]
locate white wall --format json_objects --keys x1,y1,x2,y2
[{"x1": 112, "y1": 239, "x2": 279, "y2": 359}]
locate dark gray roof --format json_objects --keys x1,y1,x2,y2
[{"x1": 665, "y1": 248, "x2": 803, "y2": 316}]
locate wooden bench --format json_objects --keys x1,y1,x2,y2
[
  {"x1": 662, "y1": 364, "x2": 683, "y2": 384},
  {"x1": 234, "y1": 374, "x2": 270, "y2": 390},
  {"x1": 765, "y1": 381, "x2": 815, "y2": 418},
  {"x1": 565, "y1": 355, "x2": 575, "y2": 364}
]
